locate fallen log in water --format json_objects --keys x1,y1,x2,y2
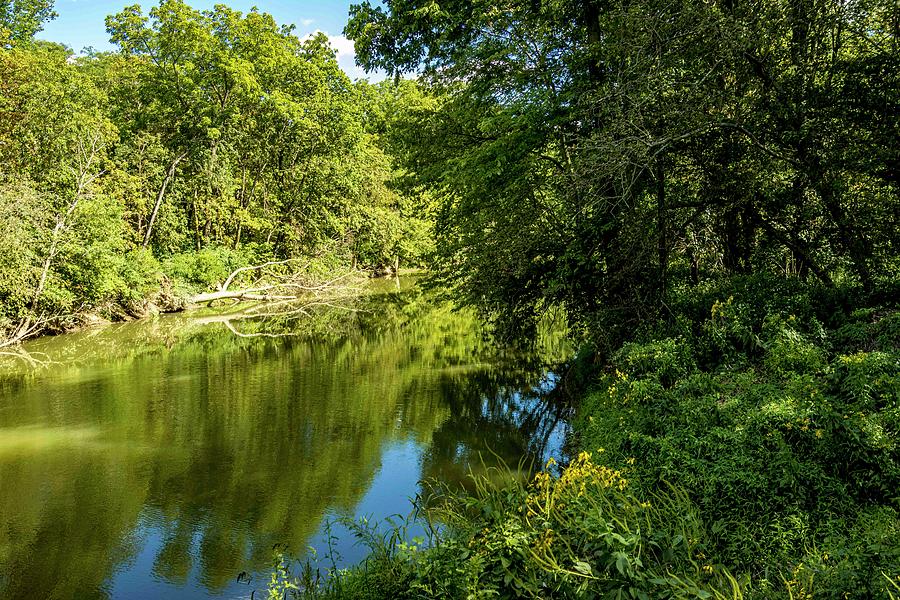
[
  {"x1": 189, "y1": 290, "x2": 297, "y2": 304},
  {"x1": 188, "y1": 259, "x2": 358, "y2": 307}
]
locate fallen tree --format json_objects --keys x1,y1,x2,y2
[
  {"x1": 187, "y1": 259, "x2": 364, "y2": 338},
  {"x1": 190, "y1": 260, "x2": 359, "y2": 338},
  {"x1": 188, "y1": 259, "x2": 360, "y2": 306}
]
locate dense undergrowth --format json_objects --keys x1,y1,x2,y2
[
  {"x1": 270, "y1": 276, "x2": 899, "y2": 599},
  {"x1": 574, "y1": 277, "x2": 900, "y2": 598}
]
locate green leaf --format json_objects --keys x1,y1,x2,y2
[
  {"x1": 573, "y1": 560, "x2": 593, "y2": 576},
  {"x1": 614, "y1": 552, "x2": 630, "y2": 576}
]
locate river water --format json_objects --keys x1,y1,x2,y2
[{"x1": 0, "y1": 278, "x2": 571, "y2": 599}]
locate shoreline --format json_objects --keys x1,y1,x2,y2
[{"x1": 2, "y1": 268, "x2": 426, "y2": 355}]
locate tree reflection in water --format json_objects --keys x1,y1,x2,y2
[{"x1": 0, "y1": 278, "x2": 571, "y2": 599}]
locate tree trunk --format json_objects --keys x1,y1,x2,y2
[
  {"x1": 655, "y1": 156, "x2": 668, "y2": 295},
  {"x1": 143, "y1": 151, "x2": 187, "y2": 248}
]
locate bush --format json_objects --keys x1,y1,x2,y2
[
  {"x1": 575, "y1": 279, "x2": 900, "y2": 597},
  {"x1": 275, "y1": 454, "x2": 742, "y2": 599},
  {"x1": 111, "y1": 247, "x2": 162, "y2": 305},
  {"x1": 161, "y1": 244, "x2": 271, "y2": 292}
]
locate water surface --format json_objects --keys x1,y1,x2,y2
[{"x1": 0, "y1": 278, "x2": 570, "y2": 599}]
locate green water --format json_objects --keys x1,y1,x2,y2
[{"x1": 0, "y1": 278, "x2": 571, "y2": 599}]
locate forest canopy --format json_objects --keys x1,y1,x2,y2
[{"x1": 0, "y1": 0, "x2": 433, "y2": 342}]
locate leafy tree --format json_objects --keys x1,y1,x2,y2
[
  {"x1": 347, "y1": 0, "x2": 900, "y2": 344},
  {"x1": 0, "y1": 0, "x2": 56, "y2": 45}
]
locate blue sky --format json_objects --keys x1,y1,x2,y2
[{"x1": 38, "y1": 0, "x2": 381, "y2": 80}]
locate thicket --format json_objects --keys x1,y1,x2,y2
[
  {"x1": 0, "y1": 1, "x2": 433, "y2": 344},
  {"x1": 573, "y1": 278, "x2": 899, "y2": 597}
]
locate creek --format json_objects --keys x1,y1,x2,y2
[{"x1": 0, "y1": 277, "x2": 571, "y2": 599}]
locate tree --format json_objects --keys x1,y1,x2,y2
[
  {"x1": 106, "y1": 2, "x2": 367, "y2": 256},
  {"x1": 0, "y1": 0, "x2": 56, "y2": 44},
  {"x1": 346, "y1": 0, "x2": 900, "y2": 344}
]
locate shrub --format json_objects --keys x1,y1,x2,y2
[
  {"x1": 276, "y1": 454, "x2": 743, "y2": 599},
  {"x1": 576, "y1": 280, "x2": 900, "y2": 597},
  {"x1": 161, "y1": 244, "x2": 271, "y2": 291}
]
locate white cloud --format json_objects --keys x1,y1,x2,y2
[
  {"x1": 326, "y1": 34, "x2": 355, "y2": 59},
  {"x1": 300, "y1": 30, "x2": 386, "y2": 82},
  {"x1": 300, "y1": 31, "x2": 352, "y2": 56},
  {"x1": 300, "y1": 18, "x2": 315, "y2": 27}
]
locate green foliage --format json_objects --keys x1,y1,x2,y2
[
  {"x1": 161, "y1": 245, "x2": 268, "y2": 292},
  {"x1": 0, "y1": 1, "x2": 436, "y2": 341},
  {"x1": 615, "y1": 338, "x2": 696, "y2": 389},
  {"x1": 112, "y1": 248, "x2": 161, "y2": 305},
  {"x1": 575, "y1": 281, "x2": 900, "y2": 598},
  {"x1": 0, "y1": 0, "x2": 56, "y2": 44},
  {"x1": 275, "y1": 456, "x2": 743, "y2": 600},
  {"x1": 347, "y1": 0, "x2": 900, "y2": 341},
  {"x1": 0, "y1": 180, "x2": 44, "y2": 324}
]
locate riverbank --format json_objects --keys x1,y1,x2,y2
[
  {"x1": 272, "y1": 275, "x2": 900, "y2": 599},
  {"x1": 0, "y1": 245, "x2": 413, "y2": 353}
]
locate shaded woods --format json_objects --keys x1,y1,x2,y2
[{"x1": 345, "y1": 0, "x2": 898, "y2": 345}]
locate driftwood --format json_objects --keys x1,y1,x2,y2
[
  {"x1": 188, "y1": 259, "x2": 357, "y2": 307},
  {"x1": 188, "y1": 260, "x2": 362, "y2": 338},
  {"x1": 190, "y1": 290, "x2": 297, "y2": 303}
]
